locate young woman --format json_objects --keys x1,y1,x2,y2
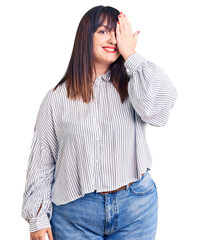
[{"x1": 21, "y1": 5, "x2": 177, "y2": 240}]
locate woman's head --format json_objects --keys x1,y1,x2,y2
[
  {"x1": 72, "y1": 5, "x2": 121, "y2": 76},
  {"x1": 53, "y1": 5, "x2": 130, "y2": 104}
]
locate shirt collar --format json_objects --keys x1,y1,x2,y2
[
  {"x1": 101, "y1": 69, "x2": 111, "y2": 82},
  {"x1": 91, "y1": 70, "x2": 111, "y2": 84}
]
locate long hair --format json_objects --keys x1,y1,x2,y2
[{"x1": 53, "y1": 5, "x2": 130, "y2": 104}]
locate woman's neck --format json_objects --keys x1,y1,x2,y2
[{"x1": 92, "y1": 66, "x2": 109, "y2": 80}]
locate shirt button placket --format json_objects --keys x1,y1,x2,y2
[
  {"x1": 95, "y1": 136, "x2": 101, "y2": 190},
  {"x1": 92, "y1": 79, "x2": 101, "y2": 190}
]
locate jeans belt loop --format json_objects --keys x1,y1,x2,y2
[{"x1": 125, "y1": 183, "x2": 130, "y2": 190}]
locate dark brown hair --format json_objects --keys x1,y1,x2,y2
[{"x1": 53, "y1": 5, "x2": 130, "y2": 103}]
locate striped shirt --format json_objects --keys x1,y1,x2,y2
[{"x1": 21, "y1": 52, "x2": 177, "y2": 232}]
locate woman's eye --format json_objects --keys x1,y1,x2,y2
[{"x1": 99, "y1": 30, "x2": 108, "y2": 34}]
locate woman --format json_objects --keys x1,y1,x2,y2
[{"x1": 21, "y1": 5, "x2": 177, "y2": 240}]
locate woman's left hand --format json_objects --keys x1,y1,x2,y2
[{"x1": 116, "y1": 13, "x2": 139, "y2": 60}]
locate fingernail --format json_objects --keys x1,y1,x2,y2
[
  {"x1": 118, "y1": 22, "x2": 120, "y2": 24},
  {"x1": 120, "y1": 12, "x2": 123, "y2": 14},
  {"x1": 123, "y1": 15, "x2": 125, "y2": 17},
  {"x1": 138, "y1": 31, "x2": 140, "y2": 34},
  {"x1": 119, "y1": 15, "x2": 121, "y2": 17}
]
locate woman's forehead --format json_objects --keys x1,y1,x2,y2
[
  {"x1": 98, "y1": 19, "x2": 114, "y2": 30},
  {"x1": 96, "y1": 14, "x2": 117, "y2": 32}
]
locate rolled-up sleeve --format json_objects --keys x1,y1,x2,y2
[
  {"x1": 124, "y1": 52, "x2": 177, "y2": 127},
  {"x1": 21, "y1": 89, "x2": 58, "y2": 233}
]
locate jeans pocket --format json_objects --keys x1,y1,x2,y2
[{"x1": 129, "y1": 172, "x2": 157, "y2": 196}]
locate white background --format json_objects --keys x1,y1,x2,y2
[{"x1": 1, "y1": 0, "x2": 197, "y2": 239}]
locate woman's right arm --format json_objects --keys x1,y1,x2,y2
[{"x1": 21, "y1": 88, "x2": 58, "y2": 237}]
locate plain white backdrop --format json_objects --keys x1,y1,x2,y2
[{"x1": 0, "y1": 0, "x2": 197, "y2": 239}]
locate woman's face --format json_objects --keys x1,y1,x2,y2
[{"x1": 93, "y1": 20, "x2": 121, "y2": 67}]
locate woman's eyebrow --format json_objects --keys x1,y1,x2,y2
[{"x1": 99, "y1": 25, "x2": 109, "y2": 29}]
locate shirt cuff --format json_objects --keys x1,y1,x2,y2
[
  {"x1": 29, "y1": 214, "x2": 51, "y2": 233},
  {"x1": 124, "y1": 52, "x2": 146, "y2": 74}
]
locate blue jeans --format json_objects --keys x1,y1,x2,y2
[{"x1": 50, "y1": 170, "x2": 158, "y2": 240}]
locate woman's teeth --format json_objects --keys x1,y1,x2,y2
[{"x1": 103, "y1": 47, "x2": 117, "y2": 53}]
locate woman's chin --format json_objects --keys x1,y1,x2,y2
[{"x1": 104, "y1": 56, "x2": 120, "y2": 64}]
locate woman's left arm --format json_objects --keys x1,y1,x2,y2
[
  {"x1": 116, "y1": 13, "x2": 177, "y2": 127},
  {"x1": 124, "y1": 52, "x2": 177, "y2": 127}
]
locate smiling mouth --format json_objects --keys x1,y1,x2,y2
[{"x1": 103, "y1": 47, "x2": 117, "y2": 53}]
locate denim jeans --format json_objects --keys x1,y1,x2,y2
[{"x1": 50, "y1": 170, "x2": 158, "y2": 240}]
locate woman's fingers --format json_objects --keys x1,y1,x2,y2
[
  {"x1": 47, "y1": 228, "x2": 54, "y2": 240},
  {"x1": 118, "y1": 14, "x2": 125, "y2": 33},
  {"x1": 118, "y1": 13, "x2": 133, "y2": 36},
  {"x1": 123, "y1": 15, "x2": 133, "y2": 34},
  {"x1": 116, "y1": 21, "x2": 121, "y2": 40}
]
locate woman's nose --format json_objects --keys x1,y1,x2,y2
[{"x1": 108, "y1": 32, "x2": 117, "y2": 44}]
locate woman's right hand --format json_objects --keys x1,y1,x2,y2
[{"x1": 30, "y1": 227, "x2": 53, "y2": 240}]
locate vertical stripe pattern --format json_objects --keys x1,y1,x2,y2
[{"x1": 21, "y1": 52, "x2": 177, "y2": 232}]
